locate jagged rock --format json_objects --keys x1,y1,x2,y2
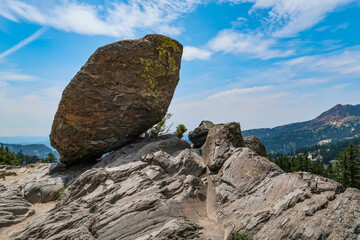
[
  {"x1": 189, "y1": 121, "x2": 215, "y2": 148},
  {"x1": 2, "y1": 124, "x2": 360, "y2": 240},
  {"x1": 143, "y1": 149, "x2": 205, "y2": 177},
  {"x1": 93, "y1": 134, "x2": 190, "y2": 168},
  {"x1": 219, "y1": 148, "x2": 282, "y2": 190},
  {"x1": 50, "y1": 34, "x2": 183, "y2": 164},
  {"x1": 244, "y1": 136, "x2": 267, "y2": 157},
  {"x1": 201, "y1": 122, "x2": 245, "y2": 170},
  {"x1": 0, "y1": 184, "x2": 34, "y2": 228},
  {"x1": 10, "y1": 140, "x2": 208, "y2": 240}
]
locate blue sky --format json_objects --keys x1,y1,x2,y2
[{"x1": 0, "y1": 0, "x2": 360, "y2": 137}]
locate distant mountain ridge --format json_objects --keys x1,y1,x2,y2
[
  {"x1": 242, "y1": 104, "x2": 360, "y2": 154},
  {"x1": 0, "y1": 136, "x2": 51, "y2": 147},
  {"x1": 0, "y1": 143, "x2": 59, "y2": 159}
]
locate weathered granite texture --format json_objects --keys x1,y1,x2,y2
[
  {"x1": 1, "y1": 124, "x2": 358, "y2": 240},
  {"x1": 50, "y1": 34, "x2": 183, "y2": 164}
]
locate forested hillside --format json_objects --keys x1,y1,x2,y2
[
  {"x1": 243, "y1": 104, "x2": 360, "y2": 153},
  {"x1": 1, "y1": 143, "x2": 59, "y2": 159}
]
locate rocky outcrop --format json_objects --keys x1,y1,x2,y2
[
  {"x1": 50, "y1": 34, "x2": 183, "y2": 164},
  {"x1": 1, "y1": 122, "x2": 360, "y2": 240},
  {"x1": 201, "y1": 122, "x2": 245, "y2": 170},
  {"x1": 0, "y1": 184, "x2": 34, "y2": 228},
  {"x1": 244, "y1": 136, "x2": 267, "y2": 157},
  {"x1": 189, "y1": 120, "x2": 215, "y2": 148},
  {"x1": 9, "y1": 136, "x2": 207, "y2": 240}
]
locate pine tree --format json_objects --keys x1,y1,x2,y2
[
  {"x1": 290, "y1": 156, "x2": 300, "y2": 172},
  {"x1": 336, "y1": 144, "x2": 360, "y2": 188},
  {"x1": 42, "y1": 153, "x2": 58, "y2": 163},
  {"x1": 173, "y1": 124, "x2": 187, "y2": 139},
  {"x1": 346, "y1": 144, "x2": 360, "y2": 188},
  {"x1": 144, "y1": 113, "x2": 173, "y2": 137},
  {"x1": 0, "y1": 144, "x2": 20, "y2": 165}
]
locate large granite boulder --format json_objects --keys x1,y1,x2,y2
[
  {"x1": 50, "y1": 34, "x2": 183, "y2": 164},
  {"x1": 189, "y1": 120, "x2": 215, "y2": 148}
]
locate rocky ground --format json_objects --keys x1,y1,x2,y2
[{"x1": 1, "y1": 122, "x2": 359, "y2": 240}]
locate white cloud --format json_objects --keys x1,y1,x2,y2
[
  {"x1": 224, "y1": 0, "x2": 355, "y2": 37},
  {"x1": 183, "y1": 46, "x2": 212, "y2": 61},
  {"x1": 207, "y1": 85, "x2": 272, "y2": 100},
  {"x1": 0, "y1": 0, "x2": 201, "y2": 37},
  {"x1": 315, "y1": 26, "x2": 330, "y2": 32},
  {"x1": 252, "y1": 0, "x2": 355, "y2": 37},
  {"x1": 292, "y1": 78, "x2": 329, "y2": 86},
  {"x1": 231, "y1": 17, "x2": 248, "y2": 28},
  {"x1": 0, "y1": 27, "x2": 46, "y2": 60},
  {"x1": 332, "y1": 23, "x2": 349, "y2": 32},
  {"x1": 281, "y1": 46, "x2": 360, "y2": 75},
  {"x1": 0, "y1": 71, "x2": 36, "y2": 81},
  {"x1": 208, "y1": 29, "x2": 294, "y2": 60}
]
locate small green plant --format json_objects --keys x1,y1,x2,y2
[
  {"x1": 42, "y1": 152, "x2": 58, "y2": 163},
  {"x1": 228, "y1": 233, "x2": 252, "y2": 240},
  {"x1": 173, "y1": 124, "x2": 187, "y2": 139},
  {"x1": 144, "y1": 113, "x2": 173, "y2": 138}
]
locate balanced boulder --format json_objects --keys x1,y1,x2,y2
[{"x1": 50, "y1": 34, "x2": 183, "y2": 163}]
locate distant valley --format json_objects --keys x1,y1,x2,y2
[
  {"x1": 0, "y1": 136, "x2": 59, "y2": 159},
  {"x1": 242, "y1": 104, "x2": 360, "y2": 154}
]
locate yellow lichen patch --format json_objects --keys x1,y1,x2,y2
[
  {"x1": 157, "y1": 36, "x2": 181, "y2": 53},
  {"x1": 139, "y1": 58, "x2": 162, "y2": 102},
  {"x1": 157, "y1": 37, "x2": 180, "y2": 72},
  {"x1": 138, "y1": 36, "x2": 181, "y2": 106}
]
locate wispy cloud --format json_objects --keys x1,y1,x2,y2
[
  {"x1": 207, "y1": 86, "x2": 273, "y2": 100},
  {"x1": 224, "y1": 0, "x2": 355, "y2": 37},
  {"x1": 281, "y1": 46, "x2": 360, "y2": 75},
  {"x1": 208, "y1": 30, "x2": 294, "y2": 60},
  {"x1": 0, "y1": 27, "x2": 46, "y2": 60},
  {"x1": 0, "y1": 0, "x2": 201, "y2": 37},
  {"x1": 332, "y1": 23, "x2": 349, "y2": 32},
  {"x1": 0, "y1": 71, "x2": 36, "y2": 81}
]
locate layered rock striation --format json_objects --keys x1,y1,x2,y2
[{"x1": 1, "y1": 123, "x2": 359, "y2": 240}]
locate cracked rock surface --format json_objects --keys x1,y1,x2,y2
[{"x1": 1, "y1": 125, "x2": 359, "y2": 240}]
